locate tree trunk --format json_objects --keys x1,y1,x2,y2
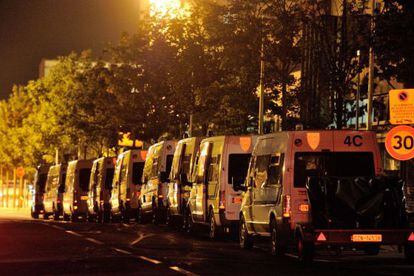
[
  {"x1": 281, "y1": 82, "x2": 288, "y2": 131},
  {"x1": 336, "y1": 92, "x2": 344, "y2": 130}
]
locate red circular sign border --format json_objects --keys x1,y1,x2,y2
[{"x1": 385, "y1": 125, "x2": 414, "y2": 161}]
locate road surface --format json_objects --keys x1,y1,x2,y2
[{"x1": 0, "y1": 209, "x2": 413, "y2": 275}]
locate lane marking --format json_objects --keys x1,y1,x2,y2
[
  {"x1": 65, "y1": 230, "x2": 83, "y2": 237},
  {"x1": 169, "y1": 266, "x2": 198, "y2": 276},
  {"x1": 112, "y1": 247, "x2": 132, "y2": 255},
  {"x1": 130, "y1": 233, "x2": 155, "y2": 246},
  {"x1": 85, "y1": 237, "x2": 104, "y2": 245},
  {"x1": 50, "y1": 225, "x2": 65, "y2": 230},
  {"x1": 137, "y1": 255, "x2": 162, "y2": 265},
  {"x1": 122, "y1": 223, "x2": 131, "y2": 228}
]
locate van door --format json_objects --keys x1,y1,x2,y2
[
  {"x1": 252, "y1": 154, "x2": 284, "y2": 233},
  {"x1": 251, "y1": 154, "x2": 270, "y2": 233},
  {"x1": 194, "y1": 142, "x2": 212, "y2": 220},
  {"x1": 111, "y1": 158, "x2": 122, "y2": 211}
]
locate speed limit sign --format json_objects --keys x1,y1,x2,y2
[{"x1": 385, "y1": 125, "x2": 414, "y2": 161}]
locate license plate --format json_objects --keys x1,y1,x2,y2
[
  {"x1": 351, "y1": 234, "x2": 382, "y2": 242},
  {"x1": 80, "y1": 196, "x2": 89, "y2": 201}
]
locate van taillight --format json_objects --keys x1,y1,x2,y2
[
  {"x1": 282, "y1": 195, "x2": 291, "y2": 218},
  {"x1": 219, "y1": 191, "x2": 226, "y2": 210}
]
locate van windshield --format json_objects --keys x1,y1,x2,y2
[
  {"x1": 105, "y1": 168, "x2": 115, "y2": 189},
  {"x1": 294, "y1": 152, "x2": 375, "y2": 188},
  {"x1": 79, "y1": 168, "x2": 92, "y2": 191},
  {"x1": 228, "y1": 154, "x2": 251, "y2": 185},
  {"x1": 132, "y1": 162, "x2": 145, "y2": 185}
]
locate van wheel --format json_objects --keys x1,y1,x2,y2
[
  {"x1": 122, "y1": 211, "x2": 130, "y2": 224},
  {"x1": 103, "y1": 211, "x2": 110, "y2": 223},
  {"x1": 270, "y1": 219, "x2": 286, "y2": 256},
  {"x1": 166, "y1": 208, "x2": 174, "y2": 228},
  {"x1": 53, "y1": 212, "x2": 60, "y2": 221},
  {"x1": 209, "y1": 211, "x2": 219, "y2": 240},
  {"x1": 297, "y1": 235, "x2": 314, "y2": 264},
  {"x1": 64, "y1": 213, "x2": 70, "y2": 221},
  {"x1": 137, "y1": 206, "x2": 145, "y2": 224},
  {"x1": 32, "y1": 212, "x2": 39, "y2": 219},
  {"x1": 152, "y1": 204, "x2": 159, "y2": 225},
  {"x1": 43, "y1": 213, "x2": 49, "y2": 220},
  {"x1": 239, "y1": 216, "x2": 253, "y2": 249},
  {"x1": 184, "y1": 207, "x2": 193, "y2": 233},
  {"x1": 405, "y1": 244, "x2": 414, "y2": 262},
  {"x1": 97, "y1": 211, "x2": 103, "y2": 223}
]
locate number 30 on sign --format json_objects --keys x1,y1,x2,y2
[{"x1": 385, "y1": 125, "x2": 414, "y2": 161}]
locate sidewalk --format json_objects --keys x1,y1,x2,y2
[{"x1": 0, "y1": 207, "x2": 31, "y2": 220}]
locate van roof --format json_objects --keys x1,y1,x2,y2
[
  {"x1": 201, "y1": 135, "x2": 257, "y2": 143},
  {"x1": 177, "y1": 136, "x2": 203, "y2": 145},
  {"x1": 255, "y1": 130, "x2": 378, "y2": 155}
]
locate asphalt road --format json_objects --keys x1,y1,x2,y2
[{"x1": 0, "y1": 213, "x2": 414, "y2": 275}]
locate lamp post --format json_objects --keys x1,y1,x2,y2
[
  {"x1": 366, "y1": 0, "x2": 376, "y2": 130},
  {"x1": 356, "y1": 50, "x2": 361, "y2": 130},
  {"x1": 258, "y1": 41, "x2": 265, "y2": 135}
]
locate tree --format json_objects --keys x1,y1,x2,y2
[
  {"x1": 302, "y1": 0, "x2": 370, "y2": 129},
  {"x1": 375, "y1": 0, "x2": 414, "y2": 87}
]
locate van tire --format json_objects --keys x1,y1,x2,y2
[
  {"x1": 184, "y1": 207, "x2": 193, "y2": 234},
  {"x1": 209, "y1": 211, "x2": 219, "y2": 240},
  {"x1": 152, "y1": 204, "x2": 160, "y2": 225},
  {"x1": 103, "y1": 211, "x2": 110, "y2": 223},
  {"x1": 137, "y1": 206, "x2": 146, "y2": 224},
  {"x1": 53, "y1": 212, "x2": 60, "y2": 221},
  {"x1": 166, "y1": 207, "x2": 174, "y2": 228},
  {"x1": 239, "y1": 216, "x2": 253, "y2": 250},
  {"x1": 32, "y1": 212, "x2": 39, "y2": 219},
  {"x1": 297, "y1": 235, "x2": 314, "y2": 264},
  {"x1": 270, "y1": 219, "x2": 286, "y2": 256}
]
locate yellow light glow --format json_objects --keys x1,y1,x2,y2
[{"x1": 149, "y1": 0, "x2": 189, "y2": 18}]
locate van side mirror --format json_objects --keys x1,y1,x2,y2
[{"x1": 159, "y1": 171, "x2": 168, "y2": 183}]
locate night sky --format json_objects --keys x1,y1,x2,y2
[{"x1": 0, "y1": 0, "x2": 142, "y2": 99}]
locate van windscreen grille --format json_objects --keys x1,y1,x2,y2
[{"x1": 294, "y1": 152, "x2": 375, "y2": 188}]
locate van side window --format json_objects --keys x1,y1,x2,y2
[
  {"x1": 255, "y1": 155, "x2": 270, "y2": 187},
  {"x1": 208, "y1": 155, "x2": 220, "y2": 182},
  {"x1": 267, "y1": 154, "x2": 284, "y2": 186}
]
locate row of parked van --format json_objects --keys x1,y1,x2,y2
[{"x1": 31, "y1": 131, "x2": 414, "y2": 262}]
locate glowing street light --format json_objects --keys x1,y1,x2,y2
[{"x1": 149, "y1": 0, "x2": 190, "y2": 18}]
